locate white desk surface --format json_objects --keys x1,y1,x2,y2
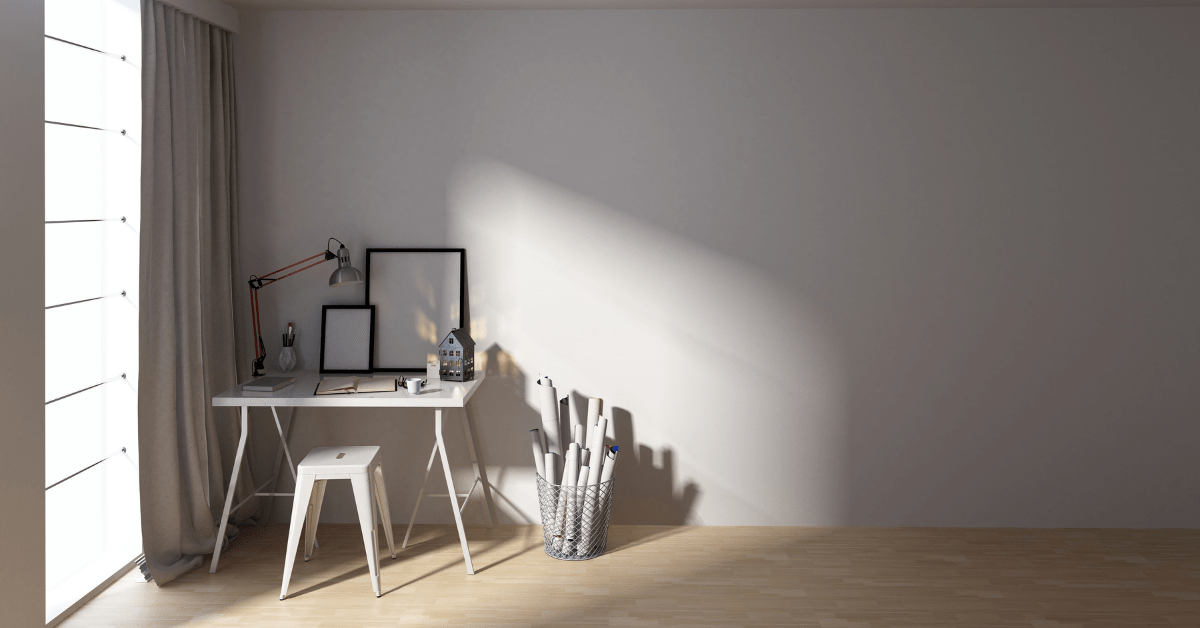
[{"x1": 212, "y1": 370, "x2": 483, "y2": 408}]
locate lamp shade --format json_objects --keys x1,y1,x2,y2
[{"x1": 329, "y1": 245, "x2": 365, "y2": 287}]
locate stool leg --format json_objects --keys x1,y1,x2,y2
[
  {"x1": 373, "y1": 464, "x2": 396, "y2": 558},
  {"x1": 351, "y1": 472, "x2": 382, "y2": 597},
  {"x1": 281, "y1": 473, "x2": 316, "y2": 601},
  {"x1": 304, "y1": 479, "x2": 327, "y2": 561}
]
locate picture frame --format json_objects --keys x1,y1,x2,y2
[
  {"x1": 319, "y1": 304, "x2": 376, "y2": 374},
  {"x1": 364, "y1": 248, "x2": 467, "y2": 373}
]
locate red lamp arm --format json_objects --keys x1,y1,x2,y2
[{"x1": 247, "y1": 250, "x2": 336, "y2": 376}]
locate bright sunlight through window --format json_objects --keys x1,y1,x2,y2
[{"x1": 44, "y1": 0, "x2": 141, "y2": 623}]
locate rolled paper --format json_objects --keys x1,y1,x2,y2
[
  {"x1": 579, "y1": 448, "x2": 590, "y2": 468},
  {"x1": 555, "y1": 449, "x2": 579, "y2": 551},
  {"x1": 571, "y1": 424, "x2": 581, "y2": 448},
  {"x1": 562, "y1": 449, "x2": 581, "y2": 554},
  {"x1": 586, "y1": 398, "x2": 602, "y2": 437},
  {"x1": 544, "y1": 452, "x2": 559, "y2": 485},
  {"x1": 581, "y1": 452, "x2": 605, "y2": 555},
  {"x1": 560, "y1": 398, "x2": 569, "y2": 445},
  {"x1": 590, "y1": 414, "x2": 608, "y2": 455},
  {"x1": 564, "y1": 397, "x2": 582, "y2": 447},
  {"x1": 569, "y1": 395, "x2": 583, "y2": 445},
  {"x1": 530, "y1": 429, "x2": 546, "y2": 479},
  {"x1": 564, "y1": 449, "x2": 579, "y2": 486},
  {"x1": 599, "y1": 446, "x2": 619, "y2": 483},
  {"x1": 565, "y1": 444, "x2": 580, "y2": 487},
  {"x1": 586, "y1": 456, "x2": 603, "y2": 486},
  {"x1": 543, "y1": 451, "x2": 561, "y2": 546},
  {"x1": 594, "y1": 445, "x2": 619, "y2": 552},
  {"x1": 576, "y1": 463, "x2": 594, "y2": 556},
  {"x1": 538, "y1": 378, "x2": 562, "y2": 457}
]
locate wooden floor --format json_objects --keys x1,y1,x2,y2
[{"x1": 61, "y1": 525, "x2": 1199, "y2": 627}]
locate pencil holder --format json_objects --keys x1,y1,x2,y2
[
  {"x1": 535, "y1": 473, "x2": 615, "y2": 560},
  {"x1": 278, "y1": 346, "x2": 297, "y2": 373}
]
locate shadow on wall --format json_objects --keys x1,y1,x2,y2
[
  {"x1": 465, "y1": 343, "x2": 538, "y2": 524},
  {"x1": 476, "y1": 343, "x2": 700, "y2": 526},
  {"x1": 607, "y1": 405, "x2": 700, "y2": 526}
]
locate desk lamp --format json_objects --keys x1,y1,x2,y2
[{"x1": 247, "y1": 237, "x2": 364, "y2": 376}]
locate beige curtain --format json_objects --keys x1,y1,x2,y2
[{"x1": 139, "y1": 0, "x2": 258, "y2": 585}]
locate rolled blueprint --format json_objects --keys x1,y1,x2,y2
[
  {"x1": 600, "y1": 446, "x2": 619, "y2": 483},
  {"x1": 581, "y1": 452, "x2": 605, "y2": 555},
  {"x1": 586, "y1": 398, "x2": 602, "y2": 439},
  {"x1": 571, "y1": 461, "x2": 590, "y2": 554},
  {"x1": 590, "y1": 415, "x2": 608, "y2": 455},
  {"x1": 530, "y1": 429, "x2": 546, "y2": 479},
  {"x1": 577, "y1": 463, "x2": 596, "y2": 556},
  {"x1": 569, "y1": 395, "x2": 583, "y2": 444},
  {"x1": 562, "y1": 450, "x2": 582, "y2": 555},
  {"x1": 543, "y1": 452, "x2": 561, "y2": 547},
  {"x1": 555, "y1": 448, "x2": 579, "y2": 551},
  {"x1": 586, "y1": 457, "x2": 603, "y2": 486},
  {"x1": 563, "y1": 397, "x2": 582, "y2": 447},
  {"x1": 560, "y1": 397, "x2": 573, "y2": 446},
  {"x1": 544, "y1": 452, "x2": 560, "y2": 485},
  {"x1": 538, "y1": 378, "x2": 562, "y2": 457},
  {"x1": 564, "y1": 444, "x2": 578, "y2": 485}
]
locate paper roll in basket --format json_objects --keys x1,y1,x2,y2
[
  {"x1": 538, "y1": 378, "x2": 563, "y2": 457},
  {"x1": 535, "y1": 471, "x2": 616, "y2": 560}
]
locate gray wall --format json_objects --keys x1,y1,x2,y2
[
  {"x1": 236, "y1": 9, "x2": 1200, "y2": 527},
  {"x1": 0, "y1": 1, "x2": 46, "y2": 625}
]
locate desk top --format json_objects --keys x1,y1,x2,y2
[{"x1": 212, "y1": 370, "x2": 483, "y2": 408}]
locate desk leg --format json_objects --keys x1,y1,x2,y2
[
  {"x1": 402, "y1": 442, "x2": 439, "y2": 549},
  {"x1": 461, "y1": 401, "x2": 497, "y2": 527},
  {"x1": 210, "y1": 405, "x2": 248, "y2": 573},
  {"x1": 436, "y1": 408, "x2": 475, "y2": 575},
  {"x1": 270, "y1": 407, "x2": 299, "y2": 484}
]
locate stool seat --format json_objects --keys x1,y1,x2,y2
[
  {"x1": 280, "y1": 445, "x2": 396, "y2": 600},
  {"x1": 299, "y1": 446, "x2": 380, "y2": 474}
]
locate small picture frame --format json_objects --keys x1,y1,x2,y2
[{"x1": 319, "y1": 305, "x2": 375, "y2": 374}]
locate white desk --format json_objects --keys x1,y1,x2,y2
[{"x1": 210, "y1": 370, "x2": 496, "y2": 574}]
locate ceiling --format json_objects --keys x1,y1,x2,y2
[{"x1": 223, "y1": 0, "x2": 1200, "y2": 10}]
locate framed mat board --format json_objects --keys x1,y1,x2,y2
[
  {"x1": 365, "y1": 248, "x2": 466, "y2": 372},
  {"x1": 320, "y1": 305, "x2": 375, "y2": 373}
]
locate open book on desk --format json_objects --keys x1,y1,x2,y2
[{"x1": 314, "y1": 376, "x2": 397, "y2": 395}]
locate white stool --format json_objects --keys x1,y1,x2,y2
[{"x1": 280, "y1": 446, "x2": 397, "y2": 600}]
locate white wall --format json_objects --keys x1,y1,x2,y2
[
  {"x1": 236, "y1": 9, "x2": 1200, "y2": 527},
  {"x1": 0, "y1": 1, "x2": 46, "y2": 624}
]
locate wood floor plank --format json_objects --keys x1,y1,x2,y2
[{"x1": 58, "y1": 525, "x2": 1200, "y2": 627}]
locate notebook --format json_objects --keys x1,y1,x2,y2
[
  {"x1": 242, "y1": 376, "x2": 296, "y2": 392},
  {"x1": 314, "y1": 376, "x2": 397, "y2": 395}
]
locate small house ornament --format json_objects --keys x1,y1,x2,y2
[{"x1": 437, "y1": 328, "x2": 475, "y2": 382}]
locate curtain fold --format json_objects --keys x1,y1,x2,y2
[{"x1": 139, "y1": 0, "x2": 257, "y2": 586}]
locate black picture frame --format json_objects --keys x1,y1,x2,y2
[
  {"x1": 319, "y1": 304, "x2": 376, "y2": 374},
  {"x1": 364, "y1": 248, "x2": 467, "y2": 373}
]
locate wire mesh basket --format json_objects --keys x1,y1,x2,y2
[{"x1": 535, "y1": 472, "x2": 616, "y2": 560}]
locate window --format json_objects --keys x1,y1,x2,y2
[{"x1": 44, "y1": 0, "x2": 141, "y2": 622}]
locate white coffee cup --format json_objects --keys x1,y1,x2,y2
[{"x1": 405, "y1": 377, "x2": 427, "y2": 395}]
